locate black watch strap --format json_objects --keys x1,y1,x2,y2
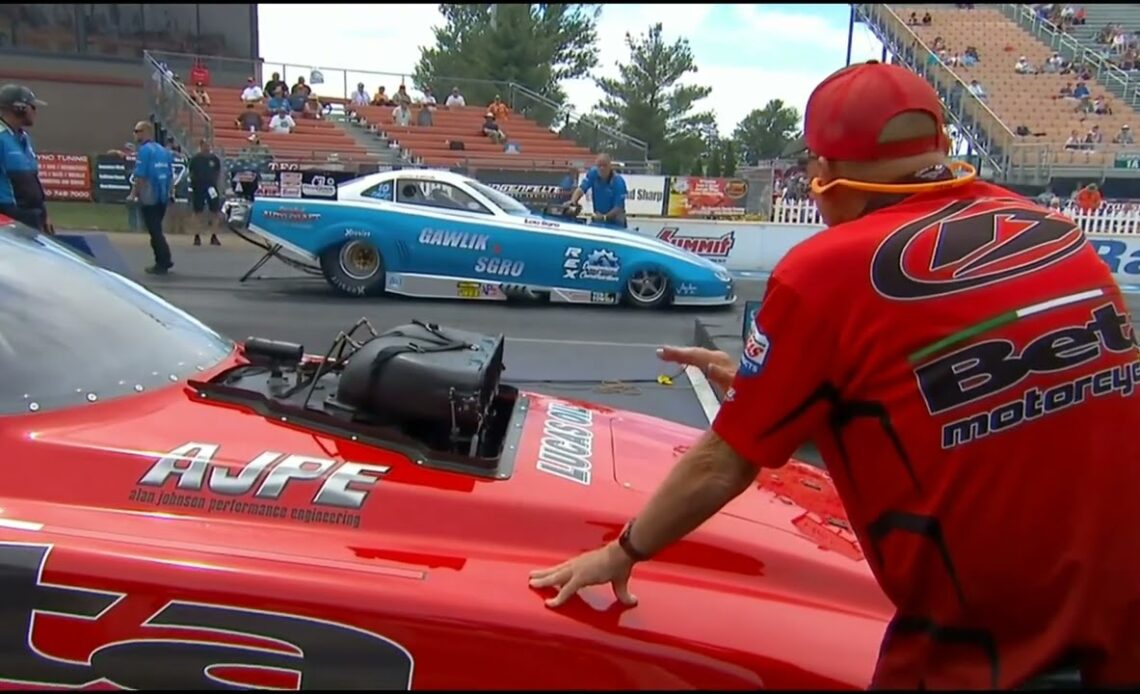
[{"x1": 618, "y1": 519, "x2": 652, "y2": 562}]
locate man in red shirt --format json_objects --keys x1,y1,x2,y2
[{"x1": 529, "y1": 61, "x2": 1140, "y2": 689}]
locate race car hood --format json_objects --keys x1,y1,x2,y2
[{"x1": 607, "y1": 412, "x2": 865, "y2": 562}]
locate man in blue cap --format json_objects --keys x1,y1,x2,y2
[{"x1": 0, "y1": 84, "x2": 53, "y2": 234}]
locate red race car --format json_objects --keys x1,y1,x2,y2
[{"x1": 0, "y1": 219, "x2": 891, "y2": 689}]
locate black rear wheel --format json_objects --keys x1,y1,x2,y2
[
  {"x1": 319, "y1": 240, "x2": 386, "y2": 297},
  {"x1": 623, "y1": 268, "x2": 671, "y2": 309}
]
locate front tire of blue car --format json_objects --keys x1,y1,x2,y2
[
  {"x1": 623, "y1": 267, "x2": 672, "y2": 310},
  {"x1": 319, "y1": 240, "x2": 386, "y2": 297}
]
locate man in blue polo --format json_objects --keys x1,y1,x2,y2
[
  {"x1": 568, "y1": 152, "x2": 628, "y2": 229},
  {"x1": 128, "y1": 120, "x2": 174, "y2": 274},
  {"x1": 0, "y1": 84, "x2": 53, "y2": 234}
]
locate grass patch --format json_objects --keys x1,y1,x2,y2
[{"x1": 48, "y1": 201, "x2": 140, "y2": 233}]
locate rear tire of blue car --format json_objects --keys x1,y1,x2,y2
[
  {"x1": 319, "y1": 240, "x2": 386, "y2": 297},
  {"x1": 623, "y1": 268, "x2": 672, "y2": 310}
]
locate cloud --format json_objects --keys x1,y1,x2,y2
[{"x1": 256, "y1": 3, "x2": 884, "y2": 133}]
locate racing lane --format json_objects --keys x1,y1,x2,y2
[{"x1": 110, "y1": 233, "x2": 759, "y2": 430}]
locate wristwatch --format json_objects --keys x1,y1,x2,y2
[{"x1": 618, "y1": 519, "x2": 653, "y2": 562}]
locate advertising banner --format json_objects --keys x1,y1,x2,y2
[
  {"x1": 229, "y1": 167, "x2": 355, "y2": 200},
  {"x1": 473, "y1": 169, "x2": 575, "y2": 211},
  {"x1": 37, "y1": 154, "x2": 91, "y2": 201},
  {"x1": 91, "y1": 154, "x2": 189, "y2": 204},
  {"x1": 666, "y1": 177, "x2": 750, "y2": 218},
  {"x1": 1089, "y1": 235, "x2": 1140, "y2": 288},
  {"x1": 628, "y1": 218, "x2": 823, "y2": 273},
  {"x1": 575, "y1": 172, "x2": 669, "y2": 217}
]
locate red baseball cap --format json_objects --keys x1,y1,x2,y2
[{"x1": 785, "y1": 61, "x2": 947, "y2": 162}]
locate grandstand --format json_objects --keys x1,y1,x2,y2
[{"x1": 857, "y1": 4, "x2": 1140, "y2": 185}]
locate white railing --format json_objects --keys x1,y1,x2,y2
[{"x1": 771, "y1": 198, "x2": 1140, "y2": 235}]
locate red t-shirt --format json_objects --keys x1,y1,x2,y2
[{"x1": 713, "y1": 181, "x2": 1140, "y2": 688}]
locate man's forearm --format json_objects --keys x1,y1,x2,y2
[{"x1": 625, "y1": 430, "x2": 758, "y2": 556}]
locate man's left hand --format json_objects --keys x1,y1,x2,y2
[
  {"x1": 43, "y1": 220, "x2": 55, "y2": 236},
  {"x1": 591, "y1": 212, "x2": 606, "y2": 222},
  {"x1": 529, "y1": 542, "x2": 637, "y2": 608}
]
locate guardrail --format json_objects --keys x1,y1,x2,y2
[{"x1": 771, "y1": 197, "x2": 1140, "y2": 235}]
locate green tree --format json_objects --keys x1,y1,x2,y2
[
  {"x1": 593, "y1": 23, "x2": 716, "y2": 174},
  {"x1": 732, "y1": 99, "x2": 802, "y2": 165},
  {"x1": 706, "y1": 142, "x2": 723, "y2": 177},
  {"x1": 721, "y1": 139, "x2": 738, "y2": 177},
  {"x1": 414, "y1": 4, "x2": 601, "y2": 123}
]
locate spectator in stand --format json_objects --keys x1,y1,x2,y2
[
  {"x1": 372, "y1": 86, "x2": 392, "y2": 106},
  {"x1": 192, "y1": 82, "x2": 211, "y2": 106},
  {"x1": 350, "y1": 82, "x2": 369, "y2": 107},
  {"x1": 481, "y1": 112, "x2": 506, "y2": 144},
  {"x1": 967, "y1": 79, "x2": 987, "y2": 100},
  {"x1": 1085, "y1": 124, "x2": 1104, "y2": 146},
  {"x1": 932, "y1": 36, "x2": 946, "y2": 51},
  {"x1": 907, "y1": 11, "x2": 920, "y2": 25},
  {"x1": 287, "y1": 88, "x2": 307, "y2": 116},
  {"x1": 1076, "y1": 183, "x2": 1103, "y2": 212},
  {"x1": 290, "y1": 76, "x2": 312, "y2": 117},
  {"x1": 1065, "y1": 129, "x2": 1083, "y2": 150},
  {"x1": 187, "y1": 138, "x2": 223, "y2": 247},
  {"x1": 1073, "y1": 80, "x2": 1090, "y2": 99},
  {"x1": 269, "y1": 107, "x2": 296, "y2": 134},
  {"x1": 235, "y1": 102, "x2": 263, "y2": 133},
  {"x1": 1015, "y1": 55, "x2": 1036, "y2": 74},
  {"x1": 422, "y1": 87, "x2": 437, "y2": 108},
  {"x1": 1113, "y1": 124, "x2": 1134, "y2": 145},
  {"x1": 416, "y1": 102, "x2": 434, "y2": 127},
  {"x1": 488, "y1": 95, "x2": 509, "y2": 121},
  {"x1": 446, "y1": 86, "x2": 466, "y2": 108},
  {"x1": 1073, "y1": 6, "x2": 1086, "y2": 25},
  {"x1": 395, "y1": 84, "x2": 412, "y2": 107},
  {"x1": 391, "y1": 102, "x2": 411, "y2": 127},
  {"x1": 267, "y1": 86, "x2": 289, "y2": 113},
  {"x1": 1059, "y1": 81, "x2": 1075, "y2": 98},
  {"x1": 1093, "y1": 95, "x2": 1112, "y2": 115},
  {"x1": 240, "y1": 77, "x2": 262, "y2": 103},
  {"x1": 1043, "y1": 52, "x2": 1065, "y2": 72},
  {"x1": 921, "y1": 10, "x2": 932, "y2": 25},
  {"x1": 264, "y1": 72, "x2": 286, "y2": 97},
  {"x1": 291, "y1": 76, "x2": 311, "y2": 99},
  {"x1": 1060, "y1": 4, "x2": 1076, "y2": 27},
  {"x1": 962, "y1": 45, "x2": 979, "y2": 66},
  {"x1": 945, "y1": 51, "x2": 962, "y2": 67}
]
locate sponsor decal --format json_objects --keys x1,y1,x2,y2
[
  {"x1": 457, "y1": 281, "x2": 501, "y2": 299},
  {"x1": 1092, "y1": 238, "x2": 1140, "y2": 278},
  {"x1": 871, "y1": 199, "x2": 1085, "y2": 301},
  {"x1": 913, "y1": 301, "x2": 1139, "y2": 448},
  {"x1": 418, "y1": 228, "x2": 491, "y2": 251},
  {"x1": 131, "y1": 442, "x2": 392, "y2": 529},
  {"x1": 269, "y1": 160, "x2": 302, "y2": 171},
  {"x1": 578, "y1": 173, "x2": 668, "y2": 216},
  {"x1": 590, "y1": 291, "x2": 617, "y2": 304},
  {"x1": 0, "y1": 543, "x2": 414, "y2": 690},
  {"x1": 262, "y1": 208, "x2": 320, "y2": 223},
  {"x1": 739, "y1": 321, "x2": 770, "y2": 378},
  {"x1": 474, "y1": 256, "x2": 525, "y2": 277},
  {"x1": 742, "y1": 300, "x2": 762, "y2": 342},
  {"x1": 524, "y1": 217, "x2": 561, "y2": 229},
  {"x1": 344, "y1": 228, "x2": 371, "y2": 239},
  {"x1": 536, "y1": 402, "x2": 595, "y2": 485},
  {"x1": 657, "y1": 227, "x2": 736, "y2": 261},
  {"x1": 667, "y1": 177, "x2": 748, "y2": 218},
  {"x1": 300, "y1": 174, "x2": 337, "y2": 199},
  {"x1": 564, "y1": 247, "x2": 621, "y2": 282},
  {"x1": 489, "y1": 183, "x2": 564, "y2": 199},
  {"x1": 677, "y1": 282, "x2": 698, "y2": 296},
  {"x1": 386, "y1": 274, "x2": 403, "y2": 291}
]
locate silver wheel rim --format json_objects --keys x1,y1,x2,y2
[
  {"x1": 627, "y1": 269, "x2": 667, "y2": 304},
  {"x1": 338, "y1": 240, "x2": 380, "y2": 281}
]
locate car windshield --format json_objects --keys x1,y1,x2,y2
[
  {"x1": 465, "y1": 178, "x2": 533, "y2": 217},
  {"x1": 0, "y1": 223, "x2": 234, "y2": 416}
]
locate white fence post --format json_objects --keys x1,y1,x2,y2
[{"x1": 770, "y1": 197, "x2": 1140, "y2": 236}]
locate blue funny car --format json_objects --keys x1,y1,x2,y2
[{"x1": 225, "y1": 169, "x2": 736, "y2": 309}]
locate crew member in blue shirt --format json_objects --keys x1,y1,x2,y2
[
  {"x1": 568, "y1": 153, "x2": 628, "y2": 229},
  {"x1": 0, "y1": 84, "x2": 53, "y2": 234},
  {"x1": 128, "y1": 120, "x2": 175, "y2": 274}
]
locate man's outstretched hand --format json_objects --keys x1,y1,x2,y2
[
  {"x1": 529, "y1": 542, "x2": 637, "y2": 608},
  {"x1": 657, "y1": 345, "x2": 736, "y2": 391}
]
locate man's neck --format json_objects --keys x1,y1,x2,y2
[{"x1": 0, "y1": 113, "x2": 22, "y2": 133}]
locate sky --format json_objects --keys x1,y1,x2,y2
[{"x1": 257, "y1": 3, "x2": 886, "y2": 136}]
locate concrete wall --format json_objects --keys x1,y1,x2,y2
[{"x1": 0, "y1": 54, "x2": 147, "y2": 154}]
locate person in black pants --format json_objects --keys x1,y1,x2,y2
[
  {"x1": 128, "y1": 121, "x2": 174, "y2": 274},
  {"x1": 188, "y1": 138, "x2": 223, "y2": 246}
]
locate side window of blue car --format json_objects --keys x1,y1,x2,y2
[
  {"x1": 395, "y1": 179, "x2": 492, "y2": 215},
  {"x1": 362, "y1": 182, "x2": 393, "y2": 201}
]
